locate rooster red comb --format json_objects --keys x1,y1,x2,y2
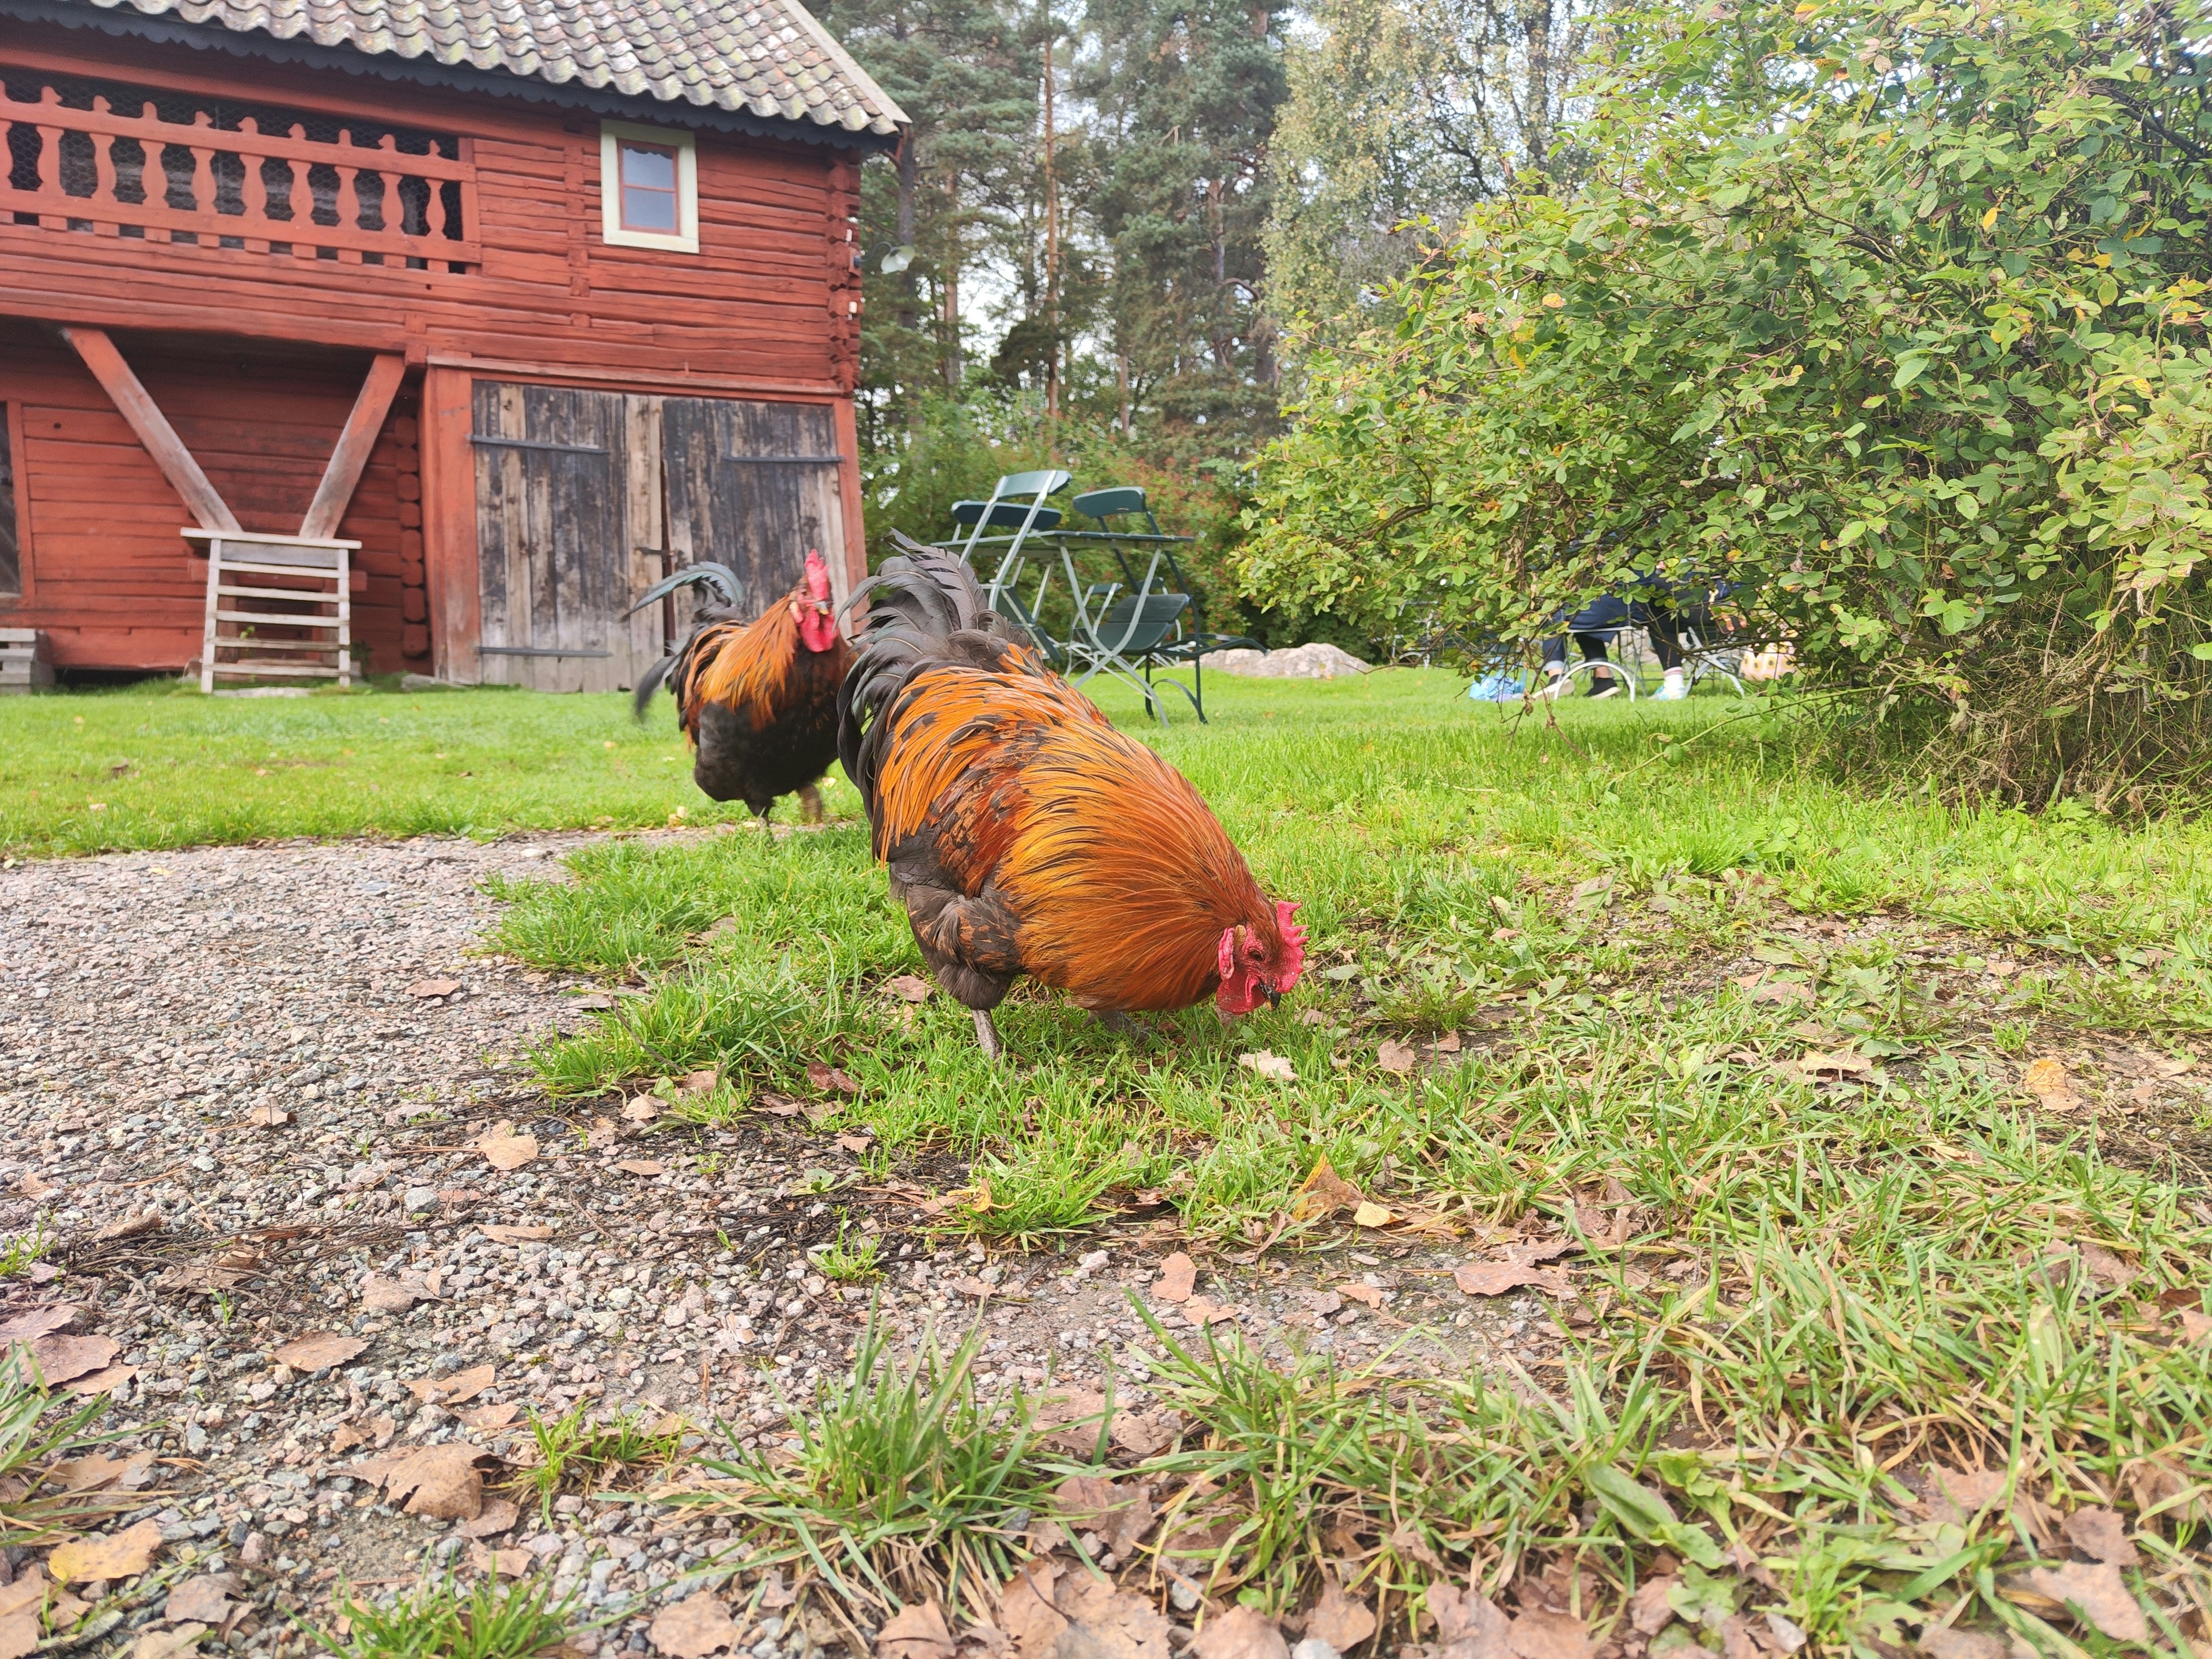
[
  {"x1": 1275, "y1": 899, "x2": 1307, "y2": 990},
  {"x1": 804, "y1": 548, "x2": 831, "y2": 601}
]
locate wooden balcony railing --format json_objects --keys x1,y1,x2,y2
[{"x1": 1, "y1": 78, "x2": 479, "y2": 271}]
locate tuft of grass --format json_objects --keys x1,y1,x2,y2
[
  {"x1": 305, "y1": 1568, "x2": 577, "y2": 1659},
  {"x1": 511, "y1": 1404, "x2": 687, "y2": 1518},
  {"x1": 0, "y1": 1351, "x2": 131, "y2": 1544},
  {"x1": 687, "y1": 1319, "x2": 1050, "y2": 1620},
  {"x1": 810, "y1": 1219, "x2": 883, "y2": 1283},
  {"x1": 0, "y1": 1221, "x2": 51, "y2": 1279}
]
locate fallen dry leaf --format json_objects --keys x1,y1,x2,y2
[
  {"x1": 381, "y1": 1443, "x2": 486, "y2": 1520},
  {"x1": 616, "y1": 1159, "x2": 666, "y2": 1177},
  {"x1": 1916, "y1": 1627, "x2": 2007, "y2": 1659},
  {"x1": 1351, "y1": 1200, "x2": 1393, "y2": 1228},
  {"x1": 454, "y1": 1400, "x2": 520, "y2": 1431},
  {"x1": 51, "y1": 1453, "x2": 128, "y2": 1492},
  {"x1": 0, "y1": 1612, "x2": 33, "y2": 1659},
  {"x1": 1181, "y1": 1296, "x2": 1238, "y2": 1326},
  {"x1": 1453, "y1": 1261, "x2": 1569, "y2": 1298},
  {"x1": 1055, "y1": 1575, "x2": 1174, "y2": 1659},
  {"x1": 1335, "y1": 1282, "x2": 1385, "y2": 1308},
  {"x1": 0, "y1": 1306, "x2": 79, "y2": 1343},
  {"x1": 329, "y1": 1423, "x2": 366, "y2": 1454},
  {"x1": 2027, "y1": 1560, "x2": 2147, "y2": 1643},
  {"x1": 94, "y1": 1211, "x2": 163, "y2": 1241},
  {"x1": 407, "y1": 978, "x2": 461, "y2": 998},
  {"x1": 272, "y1": 1333, "x2": 365, "y2": 1372},
  {"x1": 460, "y1": 1498, "x2": 520, "y2": 1539},
  {"x1": 888, "y1": 974, "x2": 933, "y2": 1003},
  {"x1": 481, "y1": 1225, "x2": 554, "y2": 1244},
  {"x1": 2180, "y1": 1309, "x2": 2212, "y2": 1343},
  {"x1": 2061, "y1": 1506, "x2": 2138, "y2": 1567},
  {"x1": 131, "y1": 1623, "x2": 207, "y2": 1659},
  {"x1": 623, "y1": 1096, "x2": 662, "y2": 1125},
  {"x1": 1797, "y1": 1049, "x2": 1872, "y2": 1079},
  {"x1": 49, "y1": 1517, "x2": 162, "y2": 1583},
  {"x1": 806, "y1": 1060, "x2": 862, "y2": 1096},
  {"x1": 1306, "y1": 1577, "x2": 1377, "y2": 1653},
  {"x1": 1054, "y1": 1475, "x2": 1154, "y2": 1557},
  {"x1": 476, "y1": 1122, "x2": 539, "y2": 1172},
  {"x1": 67, "y1": 1365, "x2": 137, "y2": 1397},
  {"x1": 998, "y1": 1561, "x2": 1067, "y2": 1659},
  {"x1": 1377, "y1": 1039, "x2": 1417, "y2": 1076},
  {"x1": 1292, "y1": 1154, "x2": 1364, "y2": 1222},
  {"x1": 29, "y1": 1334, "x2": 119, "y2": 1385},
  {"x1": 241, "y1": 1105, "x2": 290, "y2": 1127},
  {"x1": 165, "y1": 1575, "x2": 236, "y2": 1624},
  {"x1": 877, "y1": 1601, "x2": 957, "y2": 1659},
  {"x1": 406, "y1": 1363, "x2": 494, "y2": 1406},
  {"x1": 359, "y1": 1277, "x2": 423, "y2": 1313},
  {"x1": 1429, "y1": 1585, "x2": 1510, "y2": 1659},
  {"x1": 1154, "y1": 1252, "x2": 1198, "y2": 1304},
  {"x1": 835, "y1": 1133, "x2": 873, "y2": 1154},
  {"x1": 649, "y1": 1592, "x2": 741, "y2": 1658},
  {"x1": 679, "y1": 1067, "x2": 719, "y2": 1093},
  {"x1": 1508, "y1": 1609, "x2": 1593, "y2": 1659},
  {"x1": 0, "y1": 1567, "x2": 44, "y2": 1619},
  {"x1": 1238, "y1": 1051, "x2": 1296, "y2": 1083},
  {"x1": 2020, "y1": 1056, "x2": 2084, "y2": 1112},
  {"x1": 1627, "y1": 1578, "x2": 1676, "y2": 1638},
  {"x1": 1192, "y1": 1605, "x2": 1288, "y2": 1659},
  {"x1": 570, "y1": 992, "x2": 617, "y2": 1011}
]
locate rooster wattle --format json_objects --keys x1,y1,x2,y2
[{"x1": 837, "y1": 535, "x2": 1304, "y2": 1058}]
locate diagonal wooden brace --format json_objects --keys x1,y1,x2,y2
[
  {"x1": 62, "y1": 325, "x2": 241, "y2": 533},
  {"x1": 302, "y1": 353, "x2": 407, "y2": 539}
]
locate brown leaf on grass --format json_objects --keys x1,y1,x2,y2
[
  {"x1": 1154, "y1": 1252, "x2": 1198, "y2": 1303},
  {"x1": 1335, "y1": 1283, "x2": 1385, "y2": 1308},
  {"x1": 835, "y1": 1134, "x2": 873, "y2": 1154},
  {"x1": 165, "y1": 1575, "x2": 236, "y2": 1624},
  {"x1": 1627, "y1": 1578, "x2": 1676, "y2": 1638},
  {"x1": 1453, "y1": 1262, "x2": 1569, "y2": 1298},
  {"x1": 1506, "y1": 1609, "x2": 1592, "y2": 1659},
  {"x1": 1053, "y1": 1475, "x2": 1154, "y2": 1557},
  {"x1": 2178, "y1": 1309, "x2": 2212, "y2": 1343},
  {"x1": 1352, "y1": 1202, "x2": 1395, "y2": 1228},
  {"x1": 616, "y1": 1160, "x2": 667, "y2": 1177},
  {"x1": 888, "y1": 975, "x2": 933, "y2": 1003},
  {"x1": 649, "y1": 1592, "x2": 741, "y2": 1658},
  {"x1": 381, "y1": 1444, "x2": 486, "y2": 1520},
  {"x1": 1305, "y1": 1577, "x2": 1376, "y2": 1653},
  {"x1": 454, "y1": 1401, "x2": 520, "y2": 1431},
  {"x1": 1429, "y1": 1586, "x2": 1510, "y2": 1659},
  {"x1": 623, "y1": 1096, "x2": 663, "y2": 1126},
  {"x1": 679, "y1": 1067, "x2": 720, "y2": 1094},
  {"x1": 480, "y1": 1225, "x2": 554, "y2": 1244},
  {"x1": 1293, "y1": 1155, "x2": 1365, "y2": 1222},
  {"x1": 0, "y1": 1612, "x2": 34, "y2": 1659},
  {"x1": 1377, "y1": 1040, "x2": 1418, "y2": 1076},
  {"x1": 0, "y1": 1567, "x2": 45, "y2": 1619},
  {"x1": 272, "y1": 1334, "x2": 365, "y2": 1372},
  {"x1": 1238, "y1": 1051, "x2": 1296, "y2": 1082},
  {"x1": 1192, "y1": 1605, "x2": 1289, "y2": 1659},
  {"x1": 466, "y1": 1543, "x2": 532, "y2": 1578},
  {"x1": 29, "y1": 1334, "x2": 118, "y2": 1385},
  {"x1": 1797, "y1": 1050, "x2": 1872, "y2": 1080},
  {"x1": 2020, "y1": 1056, "x2": 2084, "y2": 1112},
  {"x1": 49, "y1": 1518, "x2": 162, "y2": 1583},
  {"x1": 806, "y1": 1060, "x2": 862, "y2": 1096},
  {"x1": 1921, "y1": 1465, "x2": 2057, "y2": 1544},
  {"x1": 360, "y1": 1277, "x2": 423, "y2": 1313},
  {"x1": 1385, "y1": 1522, "x2": 1444, "y2": 1571},
  {"x1": 2124, "y1": 1455, "x2": 2209, "y2": 1527},
  {"x1": 570, "y1": 993, "x2": 617, "y2": 1011},
  {"x1": 1055, "y1": 1575, "x2": 1175, "y2": 1659},
  {"x1": 405, "y1": 1363, "x2": 494, "y2": 1406},
  {"x1": 877, "y1": 1602, "x2": 957, "y2": 1659},
  {"x1": 130, "y1": 1622, "x2": 207, "y2": 1659},
  {"x1": 459, "y1": 1498, "x2": 520, "y2": 1539},
  {"x1": 407, "y1": 979, "x2": 462, "y2": 998},
  {"x1": 0, "y1": 1306, "x2": 79, "y2": 1343},
  {"x1": 51, "y1": 1454, "x2": 129, "y2": 1492},
  {"x1": 2063, "y1": 1507, "x2": 2139, "y2": 1566},
  {"x1": 2074, "y1": 1242, "x2": 2137, "y2": 1290},
  {"x1": 476, "y1": 1122, "x2": 539, "y2": 1172},
  {"x1": 1916, "y1": 1627, "x2": 2008, "y2": 1659},
  {"x1": 2027, "y1": 1561, "x2": 2147, "y2": 1643},
  {"x1": 1182, "y1": 1296, "x2": 1238, "y2": 1325},
  {"x1": 999, "y1": 1561, "x2": 1069, "y2": 1659}
]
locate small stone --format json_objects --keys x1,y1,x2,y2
[
  {"x1": 239, "y1": 1533, "x2": 267, "y2": 1567},
  {"x1": 405, "y1": 1187, "x2": 436, "y2": 1212},
  {"x1": 1293, "y1": 1641, "x2": 1340, "y2": 1659}
]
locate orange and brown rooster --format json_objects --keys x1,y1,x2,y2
[
  {"x1": 631, "y1": 550, "x2": 851, "y2": 823},
  {"x1": 837, "y1": 535, "x2": 1304, "y2": 1058}
]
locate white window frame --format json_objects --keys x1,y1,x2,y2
[{"x1": 600, "y1": 120, "x2": 699, "y2": 253}]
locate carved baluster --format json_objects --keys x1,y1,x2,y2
[
  {"x1": 89, "y1": 96, "x2": 118, "y2": 232},
  {"x1": 32, "y1": 85, "x2": 63, "y2": 226},
  {"x1": 335, "y1": 164, "x2": 359, "y2": 261},
  {"x1": 185, "y1": 111, "x2": 213, "y2": 244},
  {"x1": 237, "y1": 116, "x2": 269, "y2": 251}
]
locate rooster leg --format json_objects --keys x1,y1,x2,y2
[
  {"x1": 796, "y1": 783, "x2": 824, "y2": 824},
  {"x1": 972, "y1": 1008, "x2": 1005, "y2": 1062},
  {"x1": 1091, "y1": 1009, "x2": 1153, "y2": 1044}
]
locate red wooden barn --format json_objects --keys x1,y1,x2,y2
[{"x1": 0, "y1": 0, "x2": 904, "y2": 688}]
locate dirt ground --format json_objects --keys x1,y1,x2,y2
[{"x1": 0, "y1": 833, "x2": 1557, "y2": 1657}]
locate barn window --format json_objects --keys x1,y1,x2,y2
[
  {"x1": 0, "y1": 409, "x2": 18, "y2": 597},
  {"x1": 600, "y1": 121, "x2": 697, "y2": 253}
]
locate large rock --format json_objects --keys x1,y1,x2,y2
[{"x1": 1199, "y1": 643, "x2": 1371, "y2": 680}]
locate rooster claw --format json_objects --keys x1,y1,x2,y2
[{"x1": 972, "y1": 1008, "x2": 1005, "y2": 1062}]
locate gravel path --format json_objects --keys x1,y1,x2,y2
[{"x1": 0, "y1": 834, "x2": 1540, "y2": 1657}]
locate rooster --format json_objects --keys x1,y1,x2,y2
[
  {"x1": 838, "y1": 535, "x2": 1304, "y2": 1058},
  {"x1": 630, "y1": 550, "x2": 850, "y2": 823}
]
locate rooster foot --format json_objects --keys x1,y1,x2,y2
[
  {"x1": 1092, "y1": 1009, "x2": 1155, "y2": 1044},
  {"x1": 796, "y1": 783, "x2": 824, "y2": 824},
  {"x1": 972, "y1": 1008, "x2": 1005, "y2": 1062}
]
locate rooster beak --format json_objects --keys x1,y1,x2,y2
[{"x1": 1263, "y1": 986, "x2": 1281, "y2": 1009}]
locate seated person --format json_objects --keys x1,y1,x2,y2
[{"x1": 1540, "y1": 573, "x2": 1726, "y2": 700}]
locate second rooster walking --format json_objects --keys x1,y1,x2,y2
[
  {"x1": 838, "y1": 535, "x2": 1304, "y2": 1058},
  {"x1": 631, "y1": 550, "x2": 850, "y2": 823}
]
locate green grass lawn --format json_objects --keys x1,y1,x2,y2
[{"x1": 13, "y1": 669, "x2": 2212, "y2": 1650}]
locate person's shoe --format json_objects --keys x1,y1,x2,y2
[
  {"x1": 1653, "y1": 670, "x2": 1688, "y2": 702},
  {"x1": 1538, "y1": 667, "x2": 1569, "y2": 700},
  {"x1": 1586, "y1": 678, "x2": 1620, "y2": 699}
]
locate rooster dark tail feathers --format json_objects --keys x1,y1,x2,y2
[
  {"x1": 837, "y1": 531, "x2": 1013, "y2": 816},
  {"x1": 624, "y1": 561, "x2": 743, "y2": 618}
]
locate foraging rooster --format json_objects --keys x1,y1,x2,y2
[
  {"x1": 838, "y1": 535, "x2": 1304, "y2": 1058},
  {"x1": 630, "y1": 550, "x2": 850, "y2": 823}
]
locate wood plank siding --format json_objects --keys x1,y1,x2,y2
[{"x1": 0, "y1": 20, "x2": 870, "y2": 677}]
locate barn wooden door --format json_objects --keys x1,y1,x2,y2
[
  {"x1": 659, "y1": 397, "x2": 847, "y2": 617},
  {"x1": 471, "y1": 382, "x2": 663, "y2": 691}
]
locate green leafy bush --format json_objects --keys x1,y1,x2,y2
[{"x1": 1244, "y1": 0, "x2": 2212, "y2": 803}]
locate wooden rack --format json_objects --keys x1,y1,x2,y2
[{"x1": 187, "y1": 529, "x2": 359, "y2": 692}]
